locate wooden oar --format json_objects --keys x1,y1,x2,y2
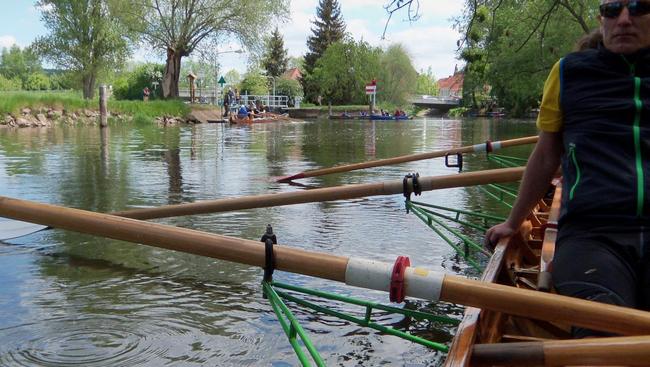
[
  {"x1": 471, "y1": 336, "x2": 650, "y2": 366},
  {"x1": 2, "y1": 195, "x2": 650, "y2": 336},
  {"x1": 276, "y1": 135, "x2": 538, "y2": 182},
  {"x1": 0, "y1": 167, "x2": 525, "y2": 240},
  {"x1": 108, "y1": 166, "x2": 526, "y2": 219}
]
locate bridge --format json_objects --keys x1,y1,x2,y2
[{"x1": 409, "y1": 95, "x2": 461, "y2": 112}]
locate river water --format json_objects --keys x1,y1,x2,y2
[{"x1": 0, "y1": 117, "x2": 536, "y2": 366}]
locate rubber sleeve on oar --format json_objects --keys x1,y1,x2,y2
[{"x1": 344, "y1": 257, "x2": 444, "y2": 302}]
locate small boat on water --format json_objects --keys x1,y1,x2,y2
[
  {"x1": 229, "y1": 113, "x2": 290, "y2": 124},
  {"x1": 369, "y1": 114, "x2": 411, "y2": 120}
]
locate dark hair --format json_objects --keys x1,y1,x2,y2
[{"x1": 574, "y1": 29, "x2": 602, "y2": 51}]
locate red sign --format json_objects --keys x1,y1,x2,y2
[{"x1": 365, "y1": 84, "x2": 376, "y2": 95}]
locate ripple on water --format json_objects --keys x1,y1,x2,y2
[{"x1": 0, "y1": 315, "x2": 171, "y2": 366}]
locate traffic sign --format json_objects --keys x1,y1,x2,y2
[{"x1": 218, "y1": 76, "x2": 226, "y2": 87}]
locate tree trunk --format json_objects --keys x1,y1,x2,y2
[
  {"x1": 162, "y1": 47, "x2": 183, "y2": 98},
  {"x1": 82, "y1": 73, "x2": 96, "y2": 99}
]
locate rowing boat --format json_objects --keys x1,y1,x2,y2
[
  {"x1": 229, "y1": 113, "x2": 289, "y2": 124},
  {"x1": 445, "y1": 180, "x2": 569, "y2": 366}
]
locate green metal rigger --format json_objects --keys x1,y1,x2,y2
[
  {"x1": 261, "y1": 151, "x2": 529, "y2": 365},
  {"x1": 262, "y1": 281, "x2": 459, "y2": 366}
]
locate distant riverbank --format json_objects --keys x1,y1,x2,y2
[{"x1": 0, "y1": 91, "x2": 192, "y2": 127}]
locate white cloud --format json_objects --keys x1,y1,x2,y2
[{"x1": 0, "y1": 35, "x2": 17, "y2": 48}]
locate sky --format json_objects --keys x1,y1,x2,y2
[{"x1": 1, "y1": 1, "x2": 464, "y2": 81}]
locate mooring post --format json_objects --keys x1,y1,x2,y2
[{"x1": 99, "y1": 85, "x2": 108, "y2": 128}]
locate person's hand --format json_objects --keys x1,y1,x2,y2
[{"x1": 484, "y1": 221, "x2": 518, "y2": 250}]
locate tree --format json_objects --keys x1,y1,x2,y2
[
  {"x1": 0, "y1": 45, "x2": 42, "y2": 88},
  {"x1": 275, "y1": 77, "x2": 302, "y2": 100},
  {"x1": 224, "y1": 69, "x2": 242, "y2": 87},
  {"x1": 113, "y1": 63, "x2": 164, "y2": 100},
  {"x1": 137, "y1": 0, "x2": 289, "y2": 99},
  {"x1": 33, "y1": 0, "x2": 134, "y2": 99},
  {"x1": 24, "y1": 73, "x2": 51, "y2": 90},
  {"x1": 262, "y1": 27, "x2": 289, "y2": 78},
  {"x1": 302, "y1": 0, "x2": 346, "y2": 102},
  {"x1": 239, "y1": 69, "x2": 269, "y2": 96},
  {"x1": 456, "y1": 0, "x2": 599, "y2": 115},
  {"x1": 415, "y1": 67, "x2": 438, "y2": 96},
  {"x1": 310, "y1": 38, "x2": 381, "y2": 105},
  {"x1": 377, "y1": 44, "x2": 417, "y2": 105}
]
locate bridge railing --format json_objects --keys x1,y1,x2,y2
[
  {"x1": 410, "y1": 95, "x2": 461, "y2": 104},
  {"x1": 178, "y1": 89, "x2": 289, "y2": 109}
]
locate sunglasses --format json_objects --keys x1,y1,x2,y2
[{"x1": 599, "y1": 1, "x2": 650, "y2": 18}]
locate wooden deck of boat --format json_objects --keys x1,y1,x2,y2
[{"x1": 445, "y1": 181, "x2": 566, "y2": 366}]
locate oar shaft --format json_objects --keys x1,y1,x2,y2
[
  {"x1": 441, "y1": 274, "x2": 650, "y2": 336},
  {"x1": 2, "y1": 195, "x2": 650, "y2": 336},
  {"x1": 472, "y1": 336, "x2": 650, "y2": 366},
  {"x1": 113, "y1": 167, "x2": 525, "y2": 220},
  {"x1": 0, "y1": 196, "x2": 349, "y2": 282},
  {"x1": 278, "y1": 136, "x2": 538, "y2": 181}
]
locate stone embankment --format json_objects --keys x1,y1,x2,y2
[{"x1": 0, "y1": 107, "x2": 193, "y2": 128}]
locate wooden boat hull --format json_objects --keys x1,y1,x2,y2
[
  {"x1": 445, "y1": 181, "x2": 569, "y2": 366},
  {"x1": 229, "y1": 113, "x2": 289, "y2": 124}
]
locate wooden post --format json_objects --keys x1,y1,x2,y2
[{"x1": 99, "y1": 85, "x2": 108, "y2": 128}]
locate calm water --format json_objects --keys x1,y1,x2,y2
[{"x1": 0, "y1": 117, "x2": 536, "y2": 366}]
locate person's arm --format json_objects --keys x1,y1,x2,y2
[{"x1": 485, "y1": 131, "x2": 562, "y2": 247}]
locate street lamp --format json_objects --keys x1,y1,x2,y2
[
  {"x1": 211, "y1": 49, "x2": 244, "y2": 105},
  {"x1": 266, "y1": 75, "x2": 276, "y2": 108}
]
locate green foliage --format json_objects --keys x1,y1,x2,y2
[
  {"x1": 376, "y1": 44, "x2": 417, "y2": 105},
  {"x1": 0, "y1": 75, "x2": 22, "y2": 91},
  {"x1": 448, "y1": 106, "x2": 470, "y2": 117},
  {"x1": 302, "y1": 0, "x2": 347, "y2": 102},
  {"x1": 310, "y1": 38, "x2": 381, "y2": 105},
  {"x1": 262, "y1": 27, "x2": 289, "y2": 78},
  {"x1": 48, "y1": 71, "x2": 76, "y2": 90},
  {"x1": 239, "y1": 70, "x2": 269, "y2": 95},
  {"x1": 33, "y1": 0, "x2": 134, "y2": 99},
  {"x1": 275, "y1": 77, "x2": 302, "y2": 99},
  {"x1": 224, "y1": 69, "x2": 242, "y2": 87},
  {"x1": 457, "y1": 0, "x2": 599, "y2": 116},
  {"x1": 415, "y1": 67, "x2": 438, "y2": 96},
  {"x1": 0, "y1": 45, "x2": 42, "y2": 88},
  {"x1": 24, "y1": 73, "x2": 51, "y2": 90},
  {"x1": 113, "y1": 63, "x2": 164, "y2": 100}
]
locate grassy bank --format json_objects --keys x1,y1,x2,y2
[{"x1": 0, "y1": 91, "x2": 190, "y2": 119}]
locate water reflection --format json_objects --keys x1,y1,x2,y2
[{"x1": 0, "y1": 117, "x2": 537, "y2": 365}]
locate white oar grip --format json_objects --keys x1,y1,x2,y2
[
  {"x1": 345, "y1": 257, "x2": 392, "y2": 292},
  {"x1": 404, "y1": 267, "x2": 444, "y2": 301},
  {"x1": 345, "y1": 258, "x2": 444, "y2": 302}
]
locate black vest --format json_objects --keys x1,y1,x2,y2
[{"x1": 559, "y1": 46, "x2": 650, "y2": 230}]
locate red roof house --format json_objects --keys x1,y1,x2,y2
[
  {"x1": 438, "y1": 68, "x2": 464, "y2": 97},
  {"x1": 282, "y1": 67, "x2": 302, "y2": 81}
]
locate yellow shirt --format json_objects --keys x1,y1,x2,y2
[{"x1": 536, "y1": 60, "x2": 563, "y2": 132}]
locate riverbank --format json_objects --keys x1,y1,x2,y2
[{"x1": 0, "y1": 92, "x2": 195, "y2": 128}]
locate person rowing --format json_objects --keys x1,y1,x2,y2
[{"x1": 486, "y1": 0, "x2": 650, "y2": 338}]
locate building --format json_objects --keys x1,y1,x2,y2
[
  {"x1": 282, "y1": 67, "x2": 302, "y2": 81},
  {"x1": 437, "y1": 66, "x2": 463, "y2": 98}
]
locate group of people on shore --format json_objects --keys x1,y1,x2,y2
[{"x1": 222, "y1": 86, "x2": 273, "y2": 119}]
